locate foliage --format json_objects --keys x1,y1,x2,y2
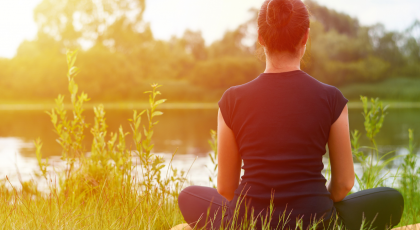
[
  {"x1": 34, "y1": 138, "x2": 48, "y2": 180},
  {"x1": 11, "y1": 50, "x2": 187, "y2": 229},
  {"x1": 207, "y1": 130, "x2": 218, "y2": 188},
  {"x1": 340, "y1": 77, "x2": 420, "y2": 101},
  {"x1": 34, "y1": 0, "x2": 146, "y2": 48},
  {"x1": 351, "y1": 96, "x2": 402, "y2": 190},
  {"x1": 1, "y1": 1, "x2": 420, "y2": 103},
  {"x1": 400, "y1": 129, "x2": 420, "y2": 224},
  {"x1": 189, "y1": 57, "x2": 264, "y2": 89},
  {"x1": 133, "y1": 83, "x2": 175, "y2": 194},
  {"x1": 305, "y1": 0, "x2": 360, "y2": 37}
]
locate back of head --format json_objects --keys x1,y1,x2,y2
[{"x1": 258, "y1": 0, "x2": 310, "y2": 54}]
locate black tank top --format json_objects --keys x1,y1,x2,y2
[{"x1": 218, "y1": 70, "x2": 348, "y2": 226}]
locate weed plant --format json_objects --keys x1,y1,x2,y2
[
  {"x1": 400, "y1": 129, "x2": 420, "y2": 225},
  {"x1": 351, "y1": 97, "x2": 402, "y2": 190},
  {"x1": 207, "y1": 130, "x2": 218, "y2": 189},
  {"x1": 0, "y1": 51, "x2": 418, "y2": 229},
  {"x1": 0, "y1": 50, "x2": 186, "y2": 229}
]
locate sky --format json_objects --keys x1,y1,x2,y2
[{"x1": 0, "y1": 0, "x2": 419, "y2": 58}]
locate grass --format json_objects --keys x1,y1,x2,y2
[
  {"x1": 0, "y1": 51, "x2": 419, "y2": 229},
  {"x1": 0, "y1": 178, "x2": 184, "y2": 229}
]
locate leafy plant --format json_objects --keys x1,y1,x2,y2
[
  {"x1": 33, "y1": 50, "x2": 186, "y2": 208},
  {"x1": 400, "y1": 129, "x2": 420, "y2": 224},
  {"x1": 352, "y1": 96, "x2": 403, "y2": 190},
  {"x1": 34, "y1": 138, "x2": 48, "y2": 180},
  {"x1": 207, "y1": 130, "x2": 218, "y2": 188}
]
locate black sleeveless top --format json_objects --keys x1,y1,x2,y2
[{"x1": 218, "y1": 70, "x2": 348, "y2": 226}]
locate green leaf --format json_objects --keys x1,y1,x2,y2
[
  {"x1": 135, "y1": 118, "x2": 141, "y2": 129},
  {"x1": 136, "y1": 134, "x2": 142, "y2": 143},
  {"x1": 154, "y1": 99, "x2": 166, "y2": 107},
  {"x1": 152, "y1": 111, "x2": 163, "y2": 117},
  {"x1": 355, "y1": 174, "x2": 363, "y2": 190},
  {"x1": 69, "y1": 66, "x2": 80, "y2": 77},
  {"x1": 73, "y1": 84, "x2": 79, "y2": 95},
  {"x1": 147, "y1": 130, "x2": 154, "y2": 140},
  {"x1": 146, "y1": 144, "x2": 155, "y2": 152},
  {"x1": 66, "y1": 49, "x2": 78, "y2": 68},
  {"x1": 51, "y1": 113, "x2": 57, "y2": 125},
  {"x1": 142, "y1": 140, "x2": 149, "y2": 150},
  {"x1": 143, "y1": 126, "x2": 148, "y2": 137}
]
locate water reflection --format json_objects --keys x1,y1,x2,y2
[
  {"x1": 0, "y1": 136, "x2": 215, "y2": 189},
  {"x1": 0, "y1": 137, "x2": 39, "y2": 188},
  {"x1": 0, "y1": 108, "x2": 419, "y2": 187},
  {"x1": 0, "y1": 109, "x2": 219, "y2": 157}
]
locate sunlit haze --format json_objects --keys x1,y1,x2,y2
[
  {"x1": 0, "y1": 0, "x2": 419, "y2": 58},
  {"x1": 0, "y1": 0, "x2": 42, "y2": 58}
]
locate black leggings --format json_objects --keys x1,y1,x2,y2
[{"x1": 178, "y1": 186, "x2": 404, "y2": 230}]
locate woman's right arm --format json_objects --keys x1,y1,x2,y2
[{"x1": 327, "y1": 104, "x2": 355, "y2": 202}]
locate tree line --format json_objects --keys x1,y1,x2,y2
[{"x1": 0, "y1": 0, "x2": 419, "y2": 102}]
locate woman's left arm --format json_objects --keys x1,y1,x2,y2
[{"x1": 217, "y1": 109, "x2": 242, "y2": 201}]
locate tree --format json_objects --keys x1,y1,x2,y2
[
  {"x1": 34, "y1": 0, "x2": 146, "y2": 48},
  {"x1": 181, "y1": 30, "x2": 207, "y2": 61},
  {"x1": 305, "y1": 0, "x2": 359, "y2": 37}
]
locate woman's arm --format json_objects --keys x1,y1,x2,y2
[
  {"x1": 327, "y1": 105, "x2": 355, "y2": 202},
  {"x1": 217, "y1": 109, "x2": 242, "y2": 201}
]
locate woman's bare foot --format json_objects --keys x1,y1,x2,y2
[
  {"x1": 170, "y1": 223, "x2": 193, "y2": 230},
  {"x1": 392, "y1": 223, "x2": 420, "y2": 230}
]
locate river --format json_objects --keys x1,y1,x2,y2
[{"x1": 0, "y1": 107, "x2": 419, "y2": 189}]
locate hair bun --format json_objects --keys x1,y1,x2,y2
[{"x1": 266, "y1": 0, "x2": 294, "y2": 28}]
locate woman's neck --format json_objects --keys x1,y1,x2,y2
[{"x1": 264, "y1": 51, "x2": 301, "y2": 73}]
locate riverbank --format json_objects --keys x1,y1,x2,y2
[
  {"x1": 340, "y1": 77, "x2": 420, "y2": 102},
  {"x1": 2, "y1": 76, "x2": 420, "y2": 108}
]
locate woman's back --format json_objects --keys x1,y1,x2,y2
[
  {"x1": 175, "y1": 0, "x2": 403, "y2": 228},
  {"x1": 219, "y1": 70, "x2": 348, "y2": 222}
]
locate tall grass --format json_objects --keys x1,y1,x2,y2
[
  {"x1": 0, "y1": 51, "x2": 419, "y2": 229},
  {"x1": 347, "y1": 97, "x2": 420, "y2": 227},
  {"x1": 351, "y1": 97, "x2": 402, "y2": 190},
  {"x1": 400, "y1": 129, "x2": 420, "y2": 225},
  {"x1": 0, "y1": 50, "x2": 186, "y2": 229}
]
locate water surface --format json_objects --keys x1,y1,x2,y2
[{"x1": 1, "y1": 107, "x2": 419, "y2": 188}]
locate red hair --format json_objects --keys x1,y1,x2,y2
[{"x1": 258, "y1": 0, "x2": 310, "y2": 54}]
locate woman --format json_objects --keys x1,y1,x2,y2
[{"x1": 176, "y1": 0, "x2": 404, "y2": 229}]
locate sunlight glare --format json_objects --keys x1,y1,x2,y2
[{"x1": 0, "y1": 0, "x2": 42, "y2": 58}]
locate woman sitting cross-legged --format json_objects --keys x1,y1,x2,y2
[{"x1": 175, "y1": 0, "x2": 404, "y2": 229}]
